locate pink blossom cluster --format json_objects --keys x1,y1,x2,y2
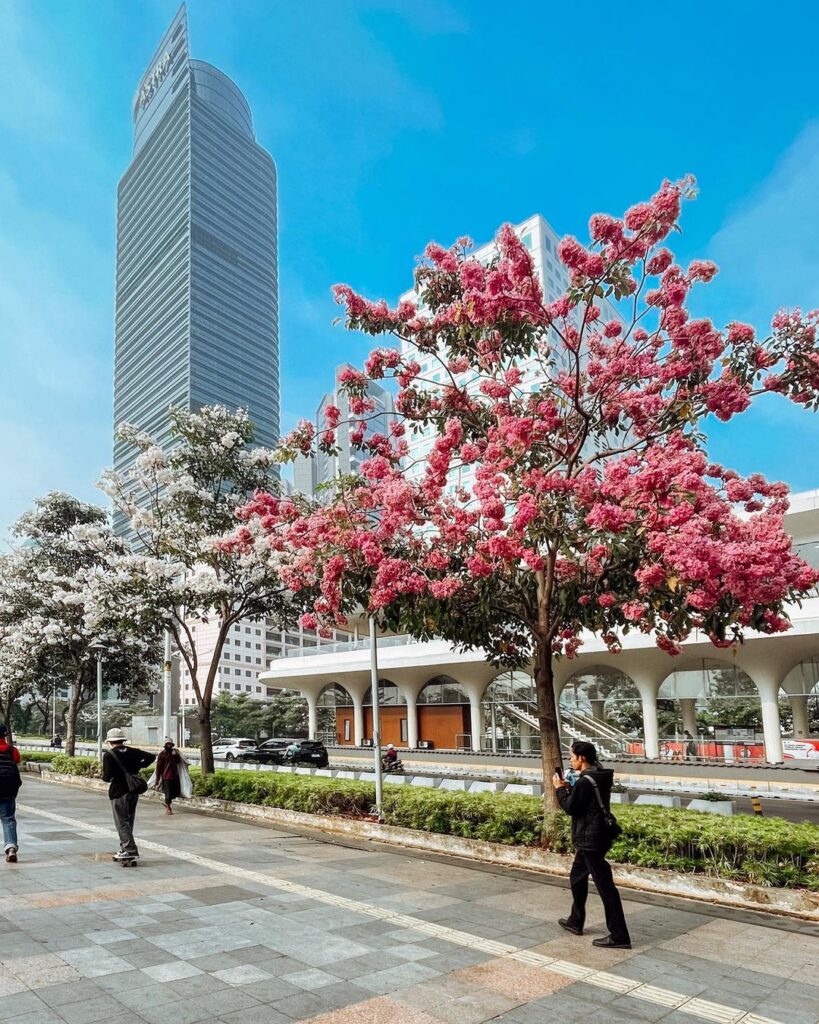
[{"x1": 230, "y1": 179, "x2": 819, "y2": 667}]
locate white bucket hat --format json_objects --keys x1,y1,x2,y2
[{"x1": 106, "y1": 728, "x2": 127, "y2": 744}]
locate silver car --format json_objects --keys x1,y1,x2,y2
[{"x1": 211, "y1": 737, "x2": 256, "y2": 762}]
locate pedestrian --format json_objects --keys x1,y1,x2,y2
[
  {"x1": 101, "y1": 729, "x2": 155, "y2": 862},
  {"x1": 684, "y1": 730, "x2": 697, "y2": 761},
  {"x1": 50, "y1": 735, "x2": 63, "y2": 749},
  {"x1": 149, "y1": 738, "x2": 190, "y2": 815},
  {"x1": 0, "y1": 724, "x2": 22, "y2": 864},
  {"x1": 553, "y1": 740, "x2": 631, "y2": 949}
]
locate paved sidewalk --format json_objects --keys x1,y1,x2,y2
[{"x1": 1, "y1": 778, "x2": 816, "y2": 1024}]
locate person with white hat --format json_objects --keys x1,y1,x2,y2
[{"x1": 101, "y1": 729, "x2": 155, "y2": 862}]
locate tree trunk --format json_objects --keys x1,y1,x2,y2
[
  {"x1": 533, "y1": 636, "x2": 564, "y2": 814},
  {"x1": 0, "y1": 693, "x2": 15, "y2": 744},
  {"x1": 64, "y1": 668, "x2": 84, "y2": 757},
  {"x1": 198, "y1": 701, "x2": 214, "y2": 775}
]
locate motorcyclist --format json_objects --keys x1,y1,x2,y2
[{"x1": 382, "y1": 744, "x2": 399, "y2": 771}]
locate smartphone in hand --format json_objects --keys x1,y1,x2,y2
[{"x1": 554, "y1": 765, "x2": 564, "y2": 779}]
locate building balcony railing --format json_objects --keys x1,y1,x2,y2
[{"x1": 283, "y1": 633, "x2": 418, "y2": 658}]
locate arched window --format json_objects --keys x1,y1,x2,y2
[
  {"x1": 316, "y1": 684, "x2": 354, "y2": 708},
  {"x1": 417, "y1": 676, "x2": 470, "y2": 704},
  {"x1": 483, "y1": 671, "x2": 535, "y2": 704},
  {"x1": 363, "y1": 680, "x2": 406, "y2": 706}
]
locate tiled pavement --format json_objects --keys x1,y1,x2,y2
[{"x1": 1, "y1": 779, "x2": 817, "y2": 1024}]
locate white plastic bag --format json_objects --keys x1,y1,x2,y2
[
  {"x1": 146, "y1": 769, "x2": 158, "y2": 790},
  {"x1": 179, "y1": 759, "x2": 193, "y2": 799}
]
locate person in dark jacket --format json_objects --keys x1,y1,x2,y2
[
  {"x1": 0, "y1": 725, "x2": 22, "y2": 863},
  {"x1": 553, "y1": 740, "x2": 631, "y2": 949},
  {"x1": 101, "y1": 729, "x2": 155, "y2": 861},
  {"x1": 154, "y1": 739, "x2": 184, "y2": 815}
]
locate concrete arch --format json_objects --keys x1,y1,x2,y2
[
  {"x1": 656, "y1": 658, "x2": 768, "y2": 762},
  {"x1": 481, "y1": 671, "x2": 537, "y2": 755},
  {"x1": 316, "y1": 682, "x2": 355, "y2": 706},
  {"x1": 559, "y1": 665, "x2": 643, "y2": 758},
  {"x1": 780, "y1": 656, "x2": 819, "y2": 740},
  {"x1": 415, "y1": 675, "x2": 474, "y2": 752}
]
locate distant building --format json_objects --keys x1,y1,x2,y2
[
  {"x1": 113, "y1": 4, "x2": 279, "y2": 534},
  {"x1": 178, "y1": 616, "x2": 353, "y2": 709},
  {"x1": 400, "y1": 213, "x2": 624, "y2": 494},
  {"x1": 293, "y1": 363, "x2": 396, "y2": 499}
]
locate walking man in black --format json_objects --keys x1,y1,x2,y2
[
  {"x1": 101, "y1": 729, "x2": 155, "y2": 862},
  {"x1": 553, "y1": 740, "x2": 631, "y2": 949}
]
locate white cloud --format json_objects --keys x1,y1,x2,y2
[{"x1": 709, "y1": 121, "x2": 819, "y2": 329}]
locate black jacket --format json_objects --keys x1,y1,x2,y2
[
  {"x1": 101, "y1": 746, "x2": 155, "y2": 800},
  {"x1": 556, "y1": 766, "x2": 615, "y2": 851}
]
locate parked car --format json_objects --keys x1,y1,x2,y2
[
  {"x1": 237, "y1": 738, "x2": 329, "y2": 768},
  {"x1": 235, "y1": 739, "x2": 289, "y2": 764},
  {"x1": 211, "y1": 737, "x2": 257, "y2": 762}
]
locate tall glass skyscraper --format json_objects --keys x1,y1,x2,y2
[{"x1": 114, "y1": 5, "x2": 279, "y2": 499}]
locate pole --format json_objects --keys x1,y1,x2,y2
[
  {"x1": 369, "y1": 617, "x2": 383, "y2": 819},
  {"x1": 163, "y1": 630, "x2": 173, "y2": 741},
  {"x1": 52, "y1": 686, "x2": 57, "y2": 738},
  {"x1": 96, "y1": 654, "x2": 103, "y2": 761}
]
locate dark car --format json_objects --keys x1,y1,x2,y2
[{"x1": 236, "y1": 739, "x2": 329, "y2": 768}]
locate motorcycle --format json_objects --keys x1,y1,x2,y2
[{"x1": 381, "y1": 756, "x2": 404, "y2": 774}]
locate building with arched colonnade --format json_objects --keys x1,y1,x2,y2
[{"x1": 259, "y1": 491, "x2": 819, "y2": 764}]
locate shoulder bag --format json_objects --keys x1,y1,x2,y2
[
  {"x1": 112, "y1": 748, "x2": 148, "y2": 795},
  {"x1": 583, "y1": 774, "x2": 623, "y2": 844}
]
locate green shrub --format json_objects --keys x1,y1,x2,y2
[
  {"x1": 194, "y1": 771, "x2": 376, "y2": 817},
  {"x1": 187, "y1": 770, "x2": 819, "y2": 890},
  {"x1": 51, "y1": 755, "x2": 101, "y2": 779},
  {"x1": 19, "y1": 751, "x2": 59, "y2": 763}
]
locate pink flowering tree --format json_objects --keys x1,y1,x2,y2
[{"x1": 240, "y1": 178, "x2": 819, "y2": 809}]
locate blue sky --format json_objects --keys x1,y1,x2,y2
[{"x1": 1, "y1": 0, "x2": 818, "y2": 539}]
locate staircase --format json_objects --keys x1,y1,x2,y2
[{"x1": 495, "y1": 701, "x2": 632, "y2": 760}]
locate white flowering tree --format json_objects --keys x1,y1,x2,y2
[
  {"x1": 0, "y1": 573, "x2": 44, "y2": 741},
  {"x1": 0, "y1": 494, "x2": 160, "y2": 754},
  {"x1": 96, "y1": 406, "x2": 298, "y2": 774}
]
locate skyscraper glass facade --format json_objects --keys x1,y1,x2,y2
[{"x1": 114, "y1": 6, "x2": 279, "y2": 523}]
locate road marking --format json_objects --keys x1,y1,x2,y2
[{"x1": 18, "y1": 801, "x2": 784, "y2": 1024}]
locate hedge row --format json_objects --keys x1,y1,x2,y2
[
  {"x1": 194, "y1": 771, "x2": 819, "y2": 891},
  {"x1": 51, "y1": 755, "x2": 101, "y2": 778},
  {"x1": 47, "y1": 761, "x2": 819, "y2": 890},
  {"x1": 20, "y1": 751, "x2": 60, "y2": 763}
]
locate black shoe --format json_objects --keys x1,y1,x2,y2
[
  {"x1": 592, "y1": 935, "x2": 631, "y2": 949},
  {"x1": 558, "y1": 918, "x2": 583, "y2": 936}
]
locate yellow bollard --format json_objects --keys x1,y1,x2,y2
[{"x1": 750, "y1": 795, "x2": 763, "y2": 816}]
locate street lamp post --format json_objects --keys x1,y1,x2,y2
[
  {"x1": 162, "y1": 630, "x2": 173, "y2": 741},
  {"x1": 368, "y1": 617, "x2": 383, "y2": 819},
  {"x1": 95, "y1": 651, "x2": 104, "y2": 761}
]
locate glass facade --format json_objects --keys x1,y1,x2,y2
[{"x1": 114, "y1": 7, "x2": 279, "y2": 533}]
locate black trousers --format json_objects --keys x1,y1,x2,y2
[
  {"x1": 111, "y1": 793, "x2": 139, "y2": 857},
  {"x1": 566, "y1": 848, "x2": 630, "y2": 943}
]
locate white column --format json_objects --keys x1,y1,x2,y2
[
  {"x1": 641, "y1": 694, "x2": 660, "y2": 759},
  {"x1": 680, "y1": 698, "x2": 698, "y2": 737},
  {"x1": 406, "y1": 697, "x2": 418, "y2": 749},
  {"x1": 469, "y1": 696, "x2": 482, "y2": 753},
  {"x1": 757, "y1": 681, "x2": 784, "y2": 764},
  {"x1": 790, "y1": 695, "x2": 810, "y2": 738},
  {"x1": 306, "y1": 693, "x2": 318, "y2": 739},
  {"x1": 353, "y1": 696, "x2": 365, "y2": 746}
]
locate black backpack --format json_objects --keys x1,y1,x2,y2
[{"x1": 0, "y1": 746, "x2": 22, "y2": 798}]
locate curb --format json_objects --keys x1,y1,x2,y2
[{"x1": 41, "y1": 772, "x2": 819, "y2": 922}]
